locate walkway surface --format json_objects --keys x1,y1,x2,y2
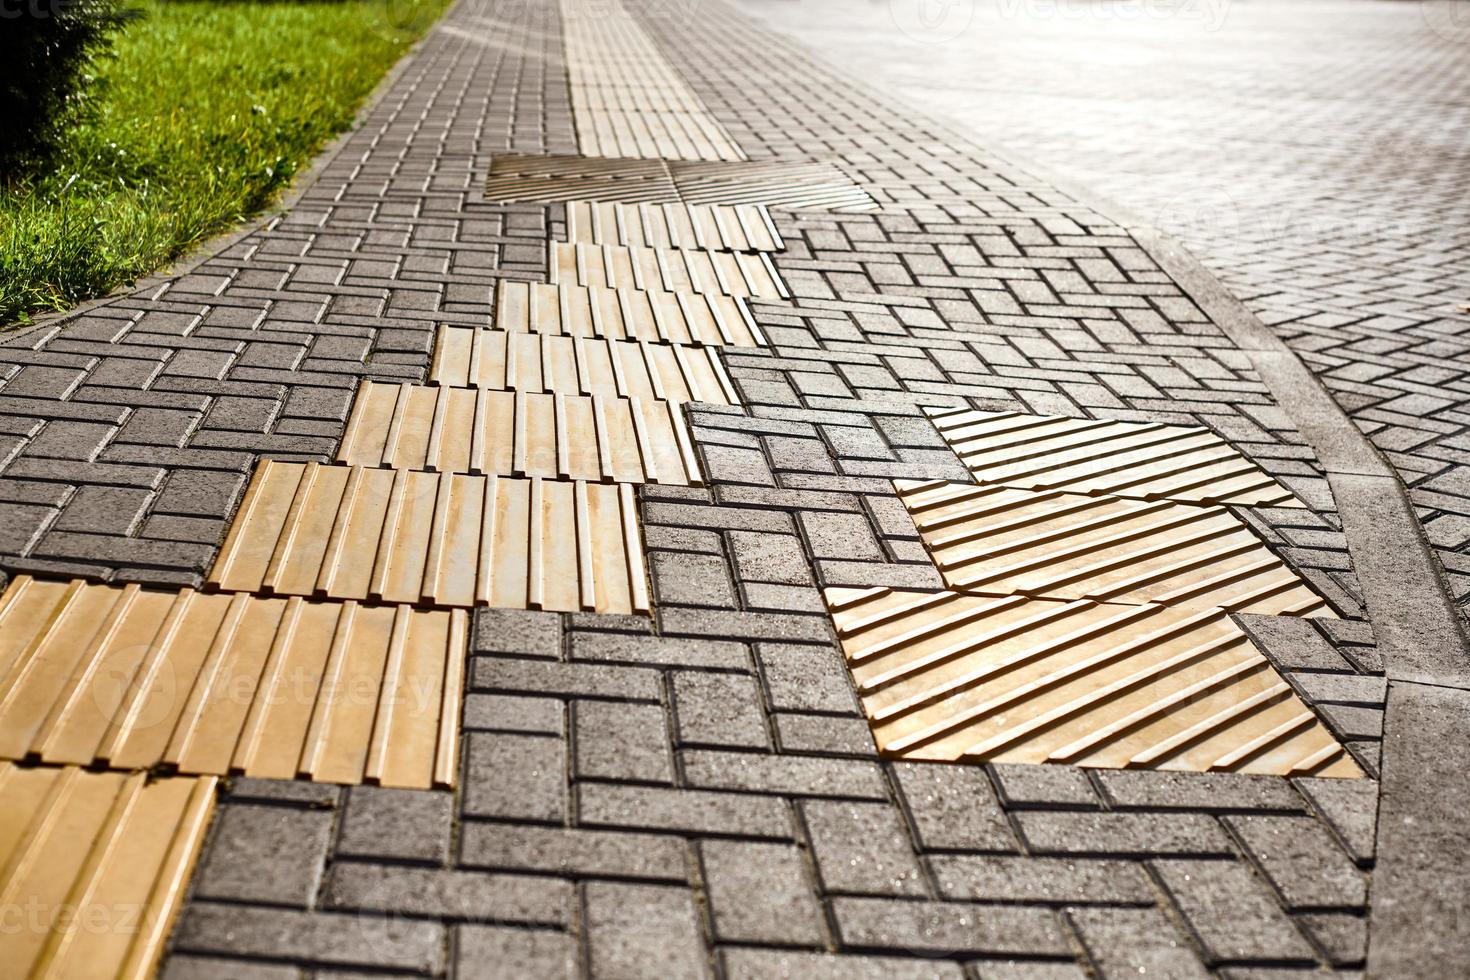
[{"x1": 0, "y1": 0, "x2": 1466, "y2": 977}]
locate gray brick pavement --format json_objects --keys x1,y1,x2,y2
[{"x1": 0, "y1": 0, "x2": 1430, "y2": 974}]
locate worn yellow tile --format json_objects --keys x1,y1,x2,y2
[
  {"x1": 0, "y1": 577, "x2": 467, "y2": 789},
  {"x1": 825, "y1": 586, "x2": 1362, "y2": 778},
  {"x1": 896, "y1": 479, "x2": 1333, "y2": 617}
]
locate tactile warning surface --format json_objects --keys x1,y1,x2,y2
[
  {"x1": 0, "y1": 576, "x2": 466, "y2": 788},
  {"x1": 825, "y1": 587, "x2": 1362, "y2": 778},
  {"x1": 495, "y1": 280, "x2": 764, "y2": 347},
  {"x1": 550, "y1": 242, "x2": 788, "y2": 300},
  {"x1": 0, "y1": 764, "x2": 215, "y2": 980},
  {"x1": 925, "y1": 407, "x2": 1305, "y2": 508},
  {"x1": 485, "y1": 154, "x2": 877, "y2": 211},
  {"x1": 429, "y1": 328, "x2": 739, "y2": 404},
  {"x1": 561, "y1": 0, "x2": 744, "y2": 161},
  {"x1": 896, "y1": 479, "x2": 1333, "y2": 617},
  {"x1": 340, "y1": 382, "x2": 703, "y2": 486},
  {"x1": 670, "y1": 159, "x2": 879, "y2": 211},
  {"x1": 210, "y1": 463, "x2": 649, "y2": 615},
  {"x1": 564, "y1": 201, "x2": 783, "y2": 252}
]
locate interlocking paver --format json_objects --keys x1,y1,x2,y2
[{"x1": 3, "y1": 0, "x2": 1451, "y2": 974}]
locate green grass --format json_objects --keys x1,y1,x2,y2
[{"x1": 0, "y1": 0, "x2": 451, "y2": 326}]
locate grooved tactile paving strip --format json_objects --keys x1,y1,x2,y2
[
  {"x1": 0, "y1": 764, "x2": 215, "y2": 980},
  {"x1": 896, "y1": 479, "x2": 1333, "y2": 617},
  {"x1": 429, "y1": 327, "x2": 740, "y2": 404},
  {"x1": 0, "y1": 576, "x2": 466, "y2": 788},
  {"x1": 670, "y1": 159, "x2": 880, "y2": 211},
  {"x1": 495, "y1": 280, "x2": 765, "y2": 347},
  {"x1": 210, "y1": 463, "x2": 649, "y2": 615},
  {"x1": 339, "y1": 382, "x2": 703, "y2": 486},
  {"x1": 925, "y1": 407, "x2": 1306, "y2": 508},
  {"x1": 565, "y1": 201, "x2": 784, "y2": 252},
  {"x1": 484, "y1": 154, "x2": 878, "y2": 212},
  {"x1": 824, "y1": 587, "x2": 1362, "y2": 778},
  {"x1": 550, "y1": 242, "x2": 789, "y2": 300},
  {"x1": 561, "y1": 0, "x2": 744, "y2": 161}
]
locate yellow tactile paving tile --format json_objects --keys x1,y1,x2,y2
[
  {"x1": 671, "y1": 159, "x2": 880, "y2": 212},
  {"x1": 495, "y1": 280, "x2": 765, "y2": 347},
  {"x1": 924, "y1": 407, "x2": 1306, "y2": 508},
  {"x1": 483, "y1": 154, "x2": 878, "y2": 212},
  {"x1": 562, "y1": 0, "x2": 745, "y2": 162},
  {"x1": 0, "y1": 765, "x2": 216, "y2": 980},
  {"x1": 564, "y1": 201, "x2": 784, "y2": 252},
  {"x1": 339, "y1": 382, "x2": 703, "y2": 486},
  {"x1": 486, "y1": 171, "x2": 679, "y2": 205},
  {"x1": 896, "y1": 479, "x2": 1333, "y2": 617},
  {"x1": 429, "y1": 328, "x2": 739, "y2": 405},
  {"x1": 824, "y1": 586, "x2": 1363, "y2": 778},
  {"x1": 550, "y1": 242, "x2": 789, "y2": 301},
  {"x1": 210, "y1": 463, "x2": 650, "y2": 616},
  {"x1": 0, "y1": 576, "x2": 465, "y2": 789}
]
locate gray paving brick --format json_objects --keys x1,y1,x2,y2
[
  {"x1": 1, "y1": 365, "x2": 87, "y2": 398},
  {"x1": 337, "y1": 786, "x2": 452, "y2": 865},
  {"x1": 1068, "y1": 906, "x2": 1209, "y2": 979},
  {"x1": 728, "y1": 529, "x2": 812, "y2": 586},
  {"x1": 461, "y1": 732, "x2": 566, "y2": 822},
  {"x1": 990, "y1": 763, "x2": 1099, "y2": 808},
  {"x1": 658, "y1": 607, "x2": 833, "y2": 644},
  {"x1": 571, "y1": 630, "x2": 749, "y2": 670},
  {"x1": 671, "y1": 671, "x2": 770, "y2": 748},
  {"x1": 24, "y1": 421, "x2": 115, "y2": 461},
  {"x1": 160, "y1": 956, "x2": 297, "y2": 980},
  {"x1": 798, "y1": 510, "x2": 885, "y2": 562},
  {"x1": 174, "y1": 904, "x2": 444, "y2": 973},
  {"x1": 471, "y1": 607, "x2": 563, "y2": 657},
  {"x1": 683, "y1": 748, "x2": 886, "y2": 798},
  {"x1": 574, "y1": 700, "x2": 673, "y2": 783},
  {"x1": 831, "y1": 896, "x2": 1068, "y2": 956},
  {"x1": 193, "y1": 803, "x2": 333, "y2": 906},
  {"x1": 756, "y1": 641, "x2": 858, "y2": 713},
  {"x1": 1092, "y1": 770, "x2": 1305, "y2": 813},
  {"x1": 1151, "y1": 859, "x2": 1317, "y2": 963},
  {"x1": 471, "y1": 656, "x2": 661, "y2": 702},
  {"x1": 1016, "y1": 812, "x2": 1232, "y2": 856},
  {"x1": 931, "y1": 854, "x2": 1153, "y2": 903},
  {"x1": 701, "y1": 840, "x2": 825, "y2": 944},
  {"x1": 1223, "y1": 814, "x2": 1367, "y2": 909},
  {"x1": 972, "y1": 962, "x2": 1090, "y2": 980},
  {"x1": 1292, "y1": 776, "x2": 1377, "y2": 864},
  {"x1": 651, "y1": 550, "x2": 738, "y2": 606},
  {"x1": 584, "y1": 882, "x2": 708, "y2": 980},
  {"x1": 462, "y1": 693, "x2": 565, "y2": 735},
  {"x1": 801, "y1": 799, "x2": 926, "y2": 895},
  {"x1": 460, "y1": 823, "x2": 686, "y2": 881},
  {"x1": 326, "y1": 863, "x2": 570, "y2": 925},
  {"x1": 722, "y1": 948, "x2": 965, "y2": 980},
  {"x1": 455, "y1": 925, "x2": 577, "y2": 980},
  {"x1": 153, "y1": 468, "x2": 245, "y2": 518},
  {"x1": 774, "y1": 713, "x2": 878, "y2": 756},
  {"x1": 577, "y1": 783, "x2": 791, "y2": 838},
  {"x1": 1295, "y1": 912, "x2": 1367, "y2": 967},
  {"x1": 892, "y1": 761, "x2": 1015, "y2": 851}
]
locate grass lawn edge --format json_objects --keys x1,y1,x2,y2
[{"x1": 1, "y1": 0, "x2": 457, "y2": 343}]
